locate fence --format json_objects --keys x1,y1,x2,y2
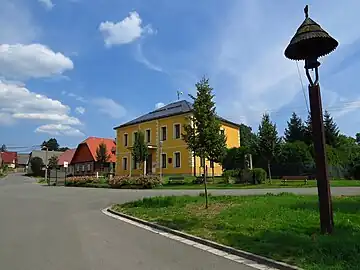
[{"x1": 48, "y1": 169, "x2": 67, "y2": 186}]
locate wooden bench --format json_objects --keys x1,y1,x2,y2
[
  {"x1": 281, "y1": 176, "x2": 308, "y2": 184},
  {"x1": 168, "y1": 176, "x2": 185, "y2": 184}
]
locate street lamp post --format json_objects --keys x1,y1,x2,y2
[{"x1": 284, "y1": 5, "x2": 338, "y2": 234}]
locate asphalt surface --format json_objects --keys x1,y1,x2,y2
[{"x1": 1, "y1": 174, "x2": 360, "y2": 270}]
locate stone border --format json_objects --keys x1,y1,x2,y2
[{"x1": 105, "y1": 207, "x2": 302, "y2": 270}]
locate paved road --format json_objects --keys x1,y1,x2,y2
[{"x1": 1, "y1": 174, "x2": 360, "y2": 270}]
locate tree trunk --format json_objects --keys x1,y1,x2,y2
[
  {"x1": 267, "y1": 161, "x2": 272, "y2": 184},
  {"x1": 212, "y1": 165, "x2": 214, "y2": 183},
  {"x1": 204, "y1": 164, "x2": 208, "y2": 209}
]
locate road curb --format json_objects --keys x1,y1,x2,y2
[{"x1": 107, "y1": 207, "x2": 302, "y2": 270}]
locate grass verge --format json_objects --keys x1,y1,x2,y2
[
  {"x1": 113, "y1": 194, "x2": 360, "y2": 270},
  {"x1": 36, "y1": 178, "x2": 46, "y2": 184},
  {"x1": 158, "y1": 179, "x2": 360, "y2": 189}
]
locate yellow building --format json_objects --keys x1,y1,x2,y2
[{"x1": 114, "y1": 100, "x2": 240, "y2": 177}]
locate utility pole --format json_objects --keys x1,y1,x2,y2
[{"x1": 43, "y1": 146, "x2": 49, "y2": 185}]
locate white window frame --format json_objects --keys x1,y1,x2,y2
[
  {"x1": 173, "y1": 123, "x2": 181, "y2": 139},
  {"x1": 161, "y1": 153, "x2": 167, "y2": 169},
  {"x1": 123, "y1": 157, "x2": 128, "y2": 170},
  {"x1": 174, "y1": 151, "x2": 181, "y2": 168},
  {"x1": 161, "y1": 125, "x2": 167, "y2": 141},
  {"x1": 87, "y1": 163, "x2": 91, "y2": 171},
  {"x1": 123, "y1": 133, "x2": 128, "y2": 147},
  {"x1": 76, "y1": 164, "x2": 80, "y2": 172},
  {"x1": 81, "y1": 165, "x2": 85, "y2": 172},
  {"x1": 145, "y1": 128, "x2": 151, "y2": 143}
]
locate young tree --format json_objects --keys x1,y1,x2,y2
[
  {"x1": 284, "y1": 112, "x2": 305, "y2": 143},
  {"x1": 48, "y1": 155, "x2": 59, "y2": 169},
  {"x1": 324, "y1": 110, "x2": 340, "y2": 148},
  {"x1": 41, "y1": 138, "x2": 59, "y2": 151},
  {"x1": 30, "y1": 157, "x2": 44, "y2": 176},
  {"x1": 256, "y1": 113, "x2": 280, "y2": 181},
  {"x1": 131, "y1": 131, "x2": 148, "y2": 175},
  {"x1": 183, "y1": 77, "x2": 226, "y2": 208},
  {"x1": 96, "y1": 142, "x2": 111, "y2": 172},
  {"x1": 0, "y1": 144, "x2": 6, "y2": 152}
]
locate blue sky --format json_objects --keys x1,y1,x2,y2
[{"x1": 1, "y1": 0, "x2": 360, "y2": 150}]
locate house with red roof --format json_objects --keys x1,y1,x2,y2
[
  {"x1": 57, "y1": 149, "x2": 76, "y2": 176},
  {"x1": 0, "y1": 152, "x2": 17, "y2": 169},
  {"x1": 70, "y1": 137, "x2": 116, "y2": 176}
]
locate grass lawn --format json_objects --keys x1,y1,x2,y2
[
  {"x1": 36, "y1": 178, "x2": 46, "y2": 184},
  {"x1": 159, "y1": 179, "x2": 360, "y2": 189},
  {"x1": 114, "y1": 194, "x2": 360, "y2": 270}
]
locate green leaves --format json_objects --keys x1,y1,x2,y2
[
  {"x1": 132, "y1": 131, "x2": 148, "y2": 165},
  {"x1": 183, "y1": 77, "x2": 226, "y2": 162},
  {"x1": 284, "y1": 112, "x2": 305, "y2": 143},
  {"x1": 96, "y1": 142, "x2": 111, "y2": 163}
]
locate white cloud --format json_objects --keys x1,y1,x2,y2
[
  {"x1": 35, "y1": 124, "x2": 84, "y2": 137},
  {"x1": 75, "y1": 106, "x2": 85, "y2": 114},
  {"x1": 99, "y1": 11, "x2": 153, "y2": 47},
  {"x1": 0, "y1": 0, "x2": 39, "y2": 44},
  {"x1": 155, "y1": 102, "x2": 165, "y2": 109},
  {"x1": 92, "y1": 98, "x2": 126, "y2": 119},
  {"x1": 68, "y1": 92, "x2": 87, "y2": 102},
  {"x1": 38, "y1": 0, "x2": 54, "y2": 10},
  {"x1": 135, "y1": 43, "x2": 163, "y2": 72},
  {"x1": 0, "y1": 80, "x2": 82, "y2": 135},
  {"x1": 0, "y1": 44, "x2": 73, "y2": 80}
]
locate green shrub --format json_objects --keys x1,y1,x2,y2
[
  {"x1": 251, "y1": 168, "x2": 267, "y2": 184},
  {"x1": 109, "y1": 175, "x2": 162, "y2": 189},
  {"x1": 192, "y1": 177, "x2": 204, "y2": 184},
  {"x1": 222, "y1": 169, "x2": 240, "y2": 183}
]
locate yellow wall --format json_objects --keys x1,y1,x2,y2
[
  {"x1": 193, "y1": 122, "x2": 240, "y2": 177},
  {"x1": 115, "y1": 114, "x2": 240, "y2": 177}
]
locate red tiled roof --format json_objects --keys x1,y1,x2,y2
[
  {"x1": 57, "y1": 149, "x2": 76, "y2": 166},
  {"x1": 81, "y1": 137, "x2": 116, "y2": 163},
  {"x1": 0, "y1": 152, "x2": 17, "y2": 164}
]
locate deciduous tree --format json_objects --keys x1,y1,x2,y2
[
  {"x1": 131, "y1": 131, "x2": 148, "y2": 175},
  {"x1": 96, "y1": 142, "x2": 111, "y2": 172},
  {"x1": 41, "y1": 138, "x2": 59, "y2": 151},
  {"x1": 183, "y1": 77, "x2": 226, "y2": 208}
]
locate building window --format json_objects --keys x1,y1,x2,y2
[
  {"x1": 124, "y1": 133, "x2": 128, "y2": 147},
  {"x1": 81, "y1": 165, "x2": 85, "y2": 172},
  {"x1": 132, "y1": 159, "x2": 138, "y2": 169},
  {"x1": 174, "y1": 124, "x2": 181, "y2": 139},
  {"x1": 123, "y1": 157, "x2": 128, "y2": 170},
  {"x1": 220, "y1": 129, "x2": 225, "y2": 136},
  {"x1": 161, "y1": 153, "x2": 167, "y2": 169},
  {"x1": 146, "y1": 129, "x2": 151, "y2": 143},
  {"x1": 87, "y1": 163, "x2": 91, "y2": 171},
  {"x1": 174, "y1": 152, "x2": 181, "y2": 168},
  {"x1": 161, "y1": 126, "x2": 167, "y2": 141},
  {"x1": 76, "y1": 164, "x2": 80, "y2": 172}
]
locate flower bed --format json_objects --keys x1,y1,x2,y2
[
  {"x1": 65, "y1": 175, "x2": 162, "y2": 189},
  {"x1": 109, "y1": 175, "x2": 162, "y2": 189}
]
